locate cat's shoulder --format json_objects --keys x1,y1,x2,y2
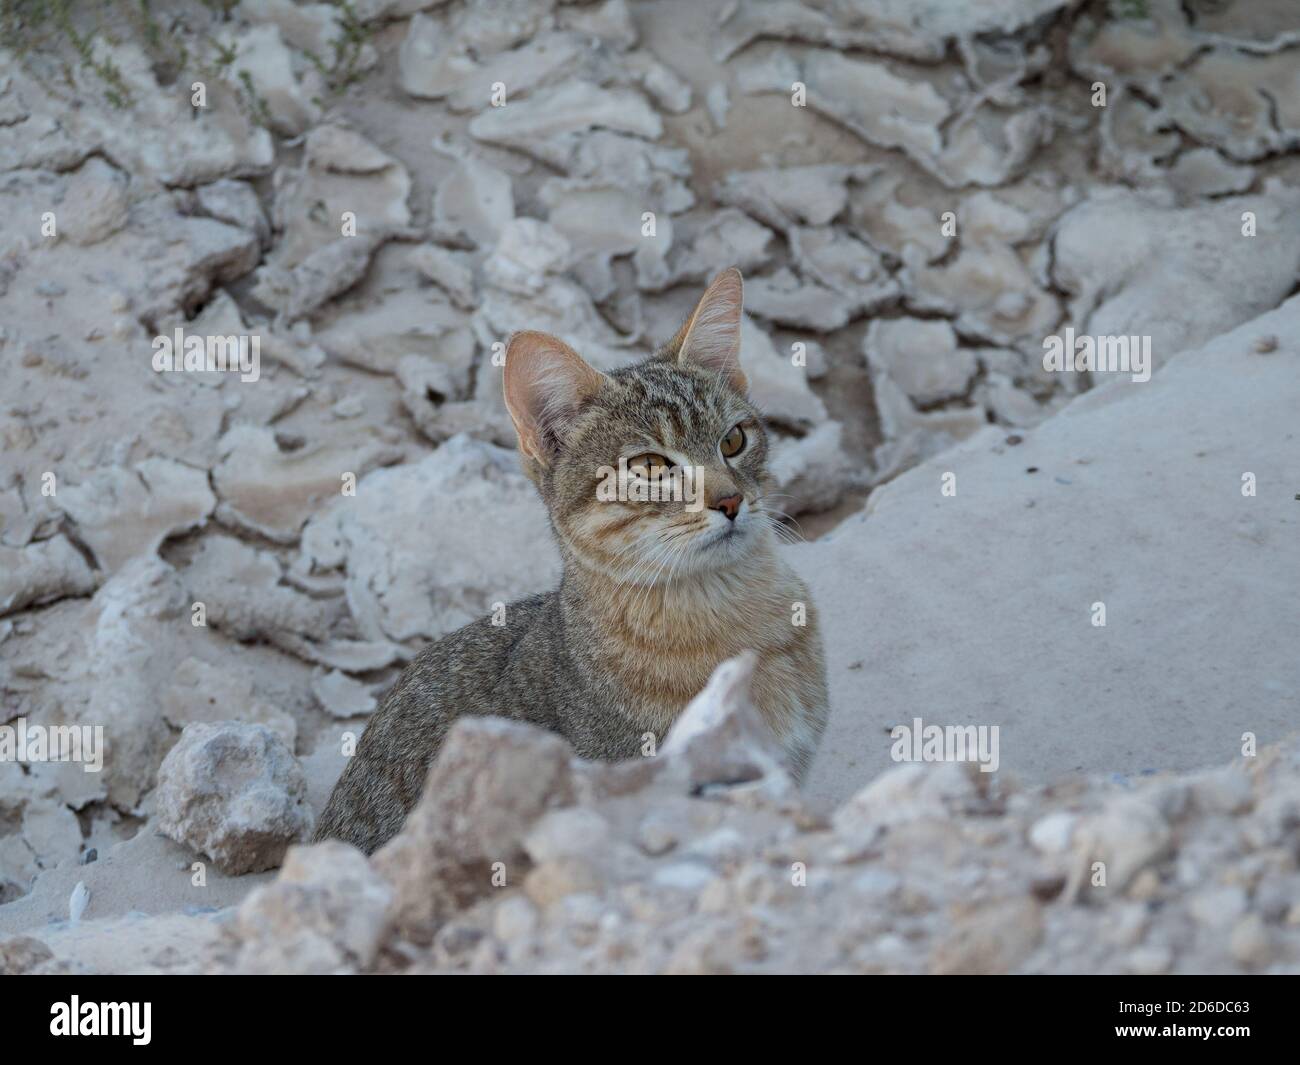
[{"x1": 397, "y1": 591, "x2": 560, "y2": 683}]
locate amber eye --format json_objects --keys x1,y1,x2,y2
[
  {"x1": 627, "y1": 452, "x2": 672, "y2": 478},
  {"x1": 720, "y1": 424, "x2": 746, "y2": 458}
]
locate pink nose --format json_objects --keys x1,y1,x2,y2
[{"x1": 712, "y1": 494, "x2": 742, "y2": 521}]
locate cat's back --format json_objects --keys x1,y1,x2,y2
[
  {"x1": 312, "y1": 590, "x2": 567, "y2": 851},
  {"x1": 374, "y1": 589, "x2": 566, "y2": 738}
]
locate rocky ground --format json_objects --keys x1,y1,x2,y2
[
  {"x1": 1, "y1": 0, "x2": 1297, "y2": 973},
  {"x1": 3, "y1": 658, "x2": 1299, "y2": 975}
]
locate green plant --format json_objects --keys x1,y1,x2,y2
[{"x1": 0, "y1": 0, "x2": 374, "y2": 122}]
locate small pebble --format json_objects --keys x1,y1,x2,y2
[{"x1": 1229, "y1": 913, "x2": 1271, "y2": 967}]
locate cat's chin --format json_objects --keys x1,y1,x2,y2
[
  {"x1": 567, "y1": 518, "x2": 762, "y2": 586},
  {"x1": 682, "y1": 520, "x2": 757, "y2": 569}
]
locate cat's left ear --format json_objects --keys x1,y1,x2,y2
[
  {"x1": 672, "y1": 267, "x2": 747, "y2": 395},
  {"x1": 503, "y1": 330, "x2": 607, "y2": 466}
]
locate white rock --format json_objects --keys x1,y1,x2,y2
[
  {"x1": 0, "y1": 40, "x2": 272, "y2": 185},
  {"x1": 864, "y1": 318, "x2": 976, "y2": 406},
  {"x1": 233, "y1": 842, "x2": 391, "y2": 973},
  {"x1": 1163, "y1": 50, "x2": 1300, "y2": 162},
  {"x1": 316, "y1": 288, "x2": 472, "y2": 378},
  {"x1": 662, "y1": 652, "x2": 792, "y2": 792},
  {"x1": 162, "y1": 657, "x2": 296, "y2": 746},
  {"x1": 60, "y1": 158, "x2": 129, "y2": 247},
  {"x1": 706, "y1": 83, "x2": 730, "y2": 130},
  {"x1": 154, "y1": 722, "x2": 313, "y2": 876},
  {"x1": 1188, "y1": 885, "x2": 1248, "y2": 929},
  {"x1": 719, "y1": 0, "x2": 1070, "y2": 62},
  {"x1": 524, "y1": 809, "x2": 612, "y2": 864},
  {"x1": 1229, "y1": 913, "x2": 1271, "y2": 967},
  {"x1": 714, "y1": 165, "x2": 859, "y2": 231},
  {"x1": 1029, "y1": 812, "x2": 1077, "y2": 855},
  {"x1": 483, "y1": 219, "x2": 573, "y2": 295},
  {"x1": 212, "y1": 424, "x2": 402, "y2": 543},
  {"x1": 222, "y1": 23, "x2": 322, "y2": 136},
  {"x1": 254, "y1": 125, "x2": 411, "y2": 315},
  {"x1": 58, "y1": 459, "x2": 215, "y2": 573},
  {"x1": 408, "y1": 244, "x2": 478, "y2": 308},
  {"x1": 767, "y1": 421, "x2": 853, "y2": 516},
  {"x1": 295, "y1": 436, "x2": 560, "y2": 643},
  {"x1": 1125, "y1": 945, "x2": 1172, "y2": 975},
  {"x1": 68, "y1": 881, "x2": 89, "y2": 923},
  {"x1": 1068, "y1": 797, "x2": 1171, "y2": 899},
  {"x1": 493, "y1": 895, "x2": 540, "y2": 943},
  {"x1": 238, "y1": 0, "x2": 374, "y2": 74},
  {"x1": 834, "y1": 761, "x2": 980, "y2": 833},
  {"x1": 310, "y1": 670, "x2": 377, "y2": 720},
  {"x1": 77, "y1": 558, "x2": 188, "y2": 811},
  {"x1": 0, "y1": 537, "x2": 96, "y2": 619},
  {"x1": 1050, "y1": 186, "x2": 1300, "y2": 376},
  {"x1": 908, "y1": 243, "x2": 1059, "y2": 345},
  {"x1": 469, "y1": 80, "x2": 662, "y2": 154},
  {"x1": 195, "y1": 180, "x2": 270, "y2": 247},
  {"x1": 740, "y1": 316, "x2": 826, "y2": 428},
  {"x1": 868, "y1": 372, "x2": 987, "y2": 483},
  {"x1": 433, "y1": 155, "x2": 515, "y2": 248},
  {"x1": 1166, "y1": 149, "x2": 1255, "y2": 201}
]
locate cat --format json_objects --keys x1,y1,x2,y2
[{"x1": 313, "y1": 268, "x2": 829, "y2": 854}]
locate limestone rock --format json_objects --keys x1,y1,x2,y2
[
  {"x1": 60, "y1": 157, "x2": 129, "y2": 247},
  {"x1": 57, "y1": 459, "x2": 216, "y2": 573},
  {"x1": 373, "y1": 717, "x2": 576, "y2": 942},
  {"x1": 768, "y1": 421, "x2": 854, "y2": 515},
  {"x1": 662, "y1": 653, "x2": 792, "y2": 795},
  {"x1": 864, "y1": 318, "x2": 976, "y2": 406},
  {"x1": 154, "y1": 722, "x2": 313, "y2": 876},
  {"x1": 310, "y1": 670, "x2": 377, "y2": 720},
  {"x1": 212, "y1": 425, "x2": 403, "y2": 543},
  {"x1": 1050, "y1": 186, "x2": 1300, "y2": 374},
  {"x1": 0, "y1": 537, "x2": 96, "y2": 618},
  {"x1": 0, "y1": 934, "x2": 54, "y2": 975},
  {"x1": 231, "y1": 842, "x2": 391, "y2": 973},
  {"x1": 1069, "y1": 796, "x2": 1171, "y2": 900},
  {"x1": 253, "y1": 125, "x2": 411, "y2": 316},
  {"x1": 195, "y1": 180, "x2": 271, "y2": 248},
  {"x1": 295, "y1": 436, "x2": 560, "y2": 644},
  {"x1": 222, "y1": 23, "x2": 323, "y2": 136},
  {"x1": 433, "y1": 155, "x2": 516, "y2": 249},
  {"x1": 162, "y1": 657, "x2": 297, "y2": 746},
  {"x1": 468, "y1": 80, "x2": 663, "y2": 160}
]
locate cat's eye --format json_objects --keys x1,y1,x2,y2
[
  {"x1": 720, "y1": 424, "x2": 746, "y2": 458},
  {"x1": 627, "y1": 452, "x2": 672, "y2": 478}
]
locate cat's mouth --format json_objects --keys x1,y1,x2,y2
[{"x1": 695, "y1": 515, "x2": 749, "y2": 554}]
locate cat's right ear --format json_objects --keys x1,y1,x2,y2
[{"x1": 503, "y1": 331, "x2": 607, "y2": 466}]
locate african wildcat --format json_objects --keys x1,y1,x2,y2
[{"x1": 314, "y1": 269, "x2": 829, "y2": 854}]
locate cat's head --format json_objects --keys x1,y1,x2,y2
[{"x1": 503, "y1": 268, "x2": 775, "y2": 584}]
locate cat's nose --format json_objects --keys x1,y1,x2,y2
[{"x1": 712, "y1": 494, "x2": 742, "y2": 521}]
